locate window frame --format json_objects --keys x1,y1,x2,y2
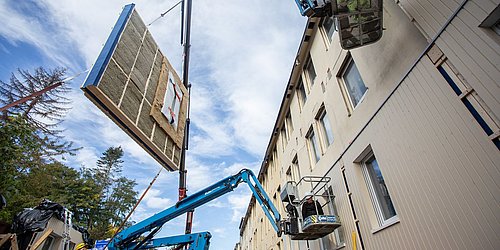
[
  {"x1": 41, "y1": 235, "x2": 55, "y2": 250},
  {"x1": 280, "y1": 127, "x2": 287, "y2": 152},
  {"x1": 161, "y1": 71, "x2": 184, "y2": 129},
  {"x1": 297, "y1": 77, "x2": 308, "y2": 110},
  {"x1": 437, "y1": 58, "x2": 500, "y2": 149},
  {"x1": 320, "y1": 16, "x2": 337, "y2": 47},
  {"x1": 479, "y1": 5, "x2": 500, "y2": 35},
  {"x1": 316, "y1": 106, "x2": 335, "y2": 149},
  {"x1": 285, "y1": 111, "x2": 294, "y2": 141},
  {"x1": 306, "y1": 126, "x2": 321, "y2": 166},
  {"x1": 338, "y1": 56, "x2": 368, "y2": 113},
  {"x1": 359, "y1": 150, "x2": 398, "y2": 228},
  {"x1": 304, "y1": 55, "x2": 317, "y2": 89}
]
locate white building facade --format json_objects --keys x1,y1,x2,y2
[{"x1": 238, "y1": 0, "x2": 500, "y2": 249}]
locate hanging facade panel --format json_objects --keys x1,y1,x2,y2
[{"x1": 82, "y1": 4, "x2": 188, "y2": 171}]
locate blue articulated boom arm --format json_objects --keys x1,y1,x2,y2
[
  {"x1": 294, "y1": 0, "x2": 332, "y2": 17},
  {"x1": 109, "y1": 169, "x2": 282, "y2": 249},
  {"x1": 295, "y1": 0, "x2": 314, "y2": 16}
]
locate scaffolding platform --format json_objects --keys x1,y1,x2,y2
[{"x1": 290, "y1": 215, "x2": 341, "y2": 240}]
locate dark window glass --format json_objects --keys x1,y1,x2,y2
[
  {"x1": 343, "y1": 61, "x2": 367, "y2": 107},
  {"x1": 366, "y1": 157, "x2": 397, "y2": 220}
]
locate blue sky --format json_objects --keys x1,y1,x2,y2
[{"x1": 0, "y1": 0, "x2": 305, "y2": 248}]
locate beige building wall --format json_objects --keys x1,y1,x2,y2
[{"x1": 238, "y1": 0, "x2": 499, "y2": 249}]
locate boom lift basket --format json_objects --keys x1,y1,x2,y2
[
  {"x1": 295, "y1": 0, "x2": 384, "y2": 50},
  {"x1": 280, "y1": 176, "x2": 342, "y2": 240}
]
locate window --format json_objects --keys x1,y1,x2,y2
[
  {"x1": 321, "y1": 16, "x2": 336, "y2": 43},
  {"x1": 291, "y1": 155, "x2": 301, "y2": 181},
  {"x1": 361, "y1": 152, "x2": 397, "y2": 224},
  {"x1": 280, "y1": 127, "x2": 287, "y2": 152},
  {"x1": 339, "y1": 57, "x2": 367, "y2": 109},
  {"x1": 41, "y1": 235, "x2": 55, "y2": 250},
  {"x1": 317, "y1": 107, "x2": 334, "y2": 147},
  {"x1": 297, "y1": 78, "x2": 307, "y2": 109},
  {"x1": 479, "y1": 5, "x2": 500, "y2": 35},
  {"x1": 273, "y1": 149, "x2": 279, "y2": 175},
  {"x1": 285, "y1": 111, "x2": 293, "y2": 140},
  {"x1": 435, "y1": 57, "x2": 499, "y2": 149},
  {"x1": 427, "y1": 45, "x2": 500, "y2": 149},
  {"x1": 492, "y1": 20, "x2": 500, "y2": 35},
  {"x1": 286, "y1": 155, "x2": 301, "y2": 182},
  {"x1": 304, "y1": 56, "x2": 317, "y2": 87},
  {"x1": 306, "y1": 127, "x2": 321, "y2": 164},
  {"x1": 161, "y1": 71, "x2": 183, "y2": 129}
]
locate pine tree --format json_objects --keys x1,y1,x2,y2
[
  {"x1": 0, "y1": 67, "x2": 76, "y2": 158},
  {"x1": 0, "y1": 119, "x2": 85, "y2": 222},
  {"x1": 94, "y1": 146, "x2": 124, "y2": 200},
  {"x1": 84, "y1": 147, "x2": 138, "y2": 239},
  {"x1": 0, "y1": 116, "x2": 47, "y2": 222},
  {"x1": 0, "y1": 67, "x2": 77, "y2": 223}
]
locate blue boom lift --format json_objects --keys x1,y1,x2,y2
[{"x1": 108, "y1": 169, "x2": 283, "y2": 250}]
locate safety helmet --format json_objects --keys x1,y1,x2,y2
[{"x1": 75, "y1": 242, "x2": 87, "y2": 250}]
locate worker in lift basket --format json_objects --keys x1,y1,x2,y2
[{"x1": 301, "y1": 192, "x2": 324, "y2": 219}]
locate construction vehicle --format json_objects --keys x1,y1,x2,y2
[{"x1": 107, "y1": 169, "x2": 340, "y2": 249}]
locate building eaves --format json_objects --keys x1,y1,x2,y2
[{"x1": 239, "y1": 16, "x2": 320, "y2": 236}]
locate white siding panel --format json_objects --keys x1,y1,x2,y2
[
  {"x1": 412, "y1": 62, "x2": 492, "y2": 248},
  {"x1": 401, "y1": 72, "x2": 465, "y2": 249},
  {"x1": 341, "y1": 54, "x2": 500, "y2": 249},
  {"x1": 401, "y1": 0, "x2": 461, "y2": 38},
  {"x1": 466, "y1": 0, "x2": 489, "y2": 21},
  {"x1": 435, "y1": 33, "x2": 500, "y2": 121},
  {"x1": 455, "y1": 9, "x2": 500, "y2": 69},
  {"x1": 471, "y1": 0, "x2": 499, "y2": 14}
]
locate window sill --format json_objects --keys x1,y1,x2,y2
[
  {"x1": 371, "y1": 217, "x2": 400, "y2": 234},
  {"x1": 335, "y1": 243, "x2": 346, "y2": 249},
  {"x1": 347, "y1": 88, "x2": 369, "y2": 117}
]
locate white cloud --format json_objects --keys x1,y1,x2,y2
[
  {"x1": 212, "y1": 227, "x2": 226, "y2": 236},
  {"x1": 223, "y1": 162, "x2": 260, "y2": 177},
  {"x1": 74, "y1": 146, "x2": 99, "y2": 168},
  {"x1": 185, "y1": 157, "x2": 223, "y2": 192},
  {"x1": 143, "y1": 188, "x2": 173, "y2": 209},
  {"x1": 0, "y1": 0, "x2": 80, "y2": 68},
  {"x1": 206, "y1": 201, "x2": 225, "y2": 208},
  {"x1": 188, "y1": 1, "x2": 304, "y2": 157},
  {"x1": 188, "y1": 84, "x2": 236, "y2": 157},
  {"x1": 227, "y1": 192, "x2": 252, "y2": 223}
]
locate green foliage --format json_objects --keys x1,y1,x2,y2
[
  {"x1": 0, "y1": 66, "x2": 76, "y2": 222},
  {"x1": 0, "y1": 67, "x2": 77, "y2": 159},
  {"x1": 0, "y1": 68, "x2": 138, "y2": 242},
  {"x1": 0, "y1": 116, "x2": 47, "y2": 221},
  {"x1": 81, "y1": 147, "x2": 138, "y2": 240},
  {"x1": 0, "y1": 140, "x2": 138, "y2": 241}
]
